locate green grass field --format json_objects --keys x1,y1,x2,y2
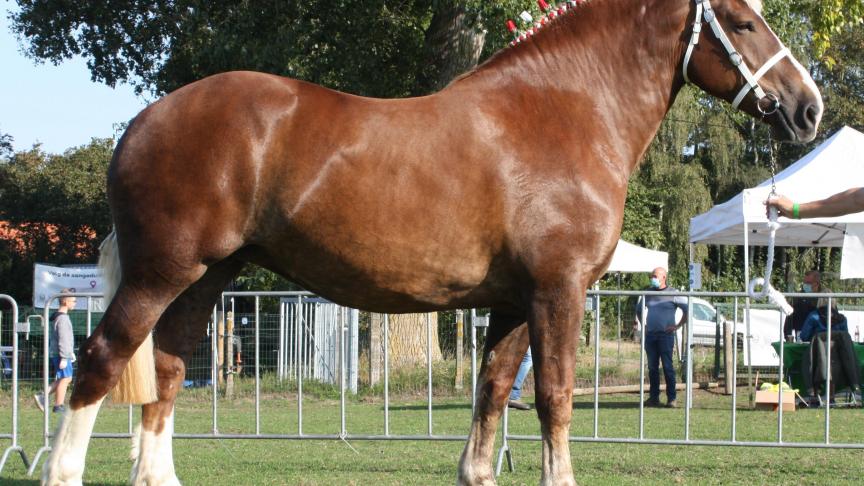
[{"x1": 2, "y1": 384, "x2": 864, "y2": 485}]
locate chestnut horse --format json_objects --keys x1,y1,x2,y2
[{"x1": 42, "y1": 0, "x2": 821, "y2": 484}]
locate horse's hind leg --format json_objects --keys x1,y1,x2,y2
[
  {"x1": 458, "y1": 310, "x2": 529, "y2": 485},
  {"x1": 42, "y1": 266, "x2": 207, "y2": 485},
  {"x1": 131, "y1": 258, "x2": 244, "y2": 486}
]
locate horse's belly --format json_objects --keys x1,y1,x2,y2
[
  {"x1": 265, "y1": 217, "x2": 506, "y2": 312},
  {"x1": 286, "y1": 246, "x2": 497, "y2": 312}
]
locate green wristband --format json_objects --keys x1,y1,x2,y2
[{"x1": 792, "y1": 202, "x2": 800, "y2": 219}]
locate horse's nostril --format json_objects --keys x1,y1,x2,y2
[{"x1": 805, "y1": 104, "x2": 820, "y2": 127}]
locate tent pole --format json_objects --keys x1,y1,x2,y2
[{"x1": 688, "y1": 243, "x2": 695, "y2": 290}]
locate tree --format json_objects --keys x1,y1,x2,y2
[
  {"x1": 369, "y1": 312, "x2": 443, "y2": 375},
  {"x1": 11, "y1": 1, "x2": 523, "y2": 97},
  {"x1": 795, "y1": 0, "x2": 864, "y2": 67},
  {"x1": 0, "y1": 130, "x2": 12, "y2": 158},
  {"x1": 413, "y1": 1, "x2": 486, "y2": 95},
  {"x1": 0, "y1": 139, "x2": 114, "y2": 299}
]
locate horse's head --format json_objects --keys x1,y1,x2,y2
[{"x1": 682, "y1": 0, "x2": 822, "y2": 142}]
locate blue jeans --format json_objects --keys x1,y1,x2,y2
[
  {"x1": 510, "y1": 347, "x2": 532, "y2": 401},
  {"x1": 644, "y1": 332, "x2": 676, "y2": 401}
]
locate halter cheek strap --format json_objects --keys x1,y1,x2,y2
[{"x1": 683, "y1": 0, "x2": 791, "y2": 113}]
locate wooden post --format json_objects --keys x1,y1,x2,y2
[
  {"x1": 455, "y1": 310, "x2": 464, "y2": 390},
  {"x1": 724, "y1": 320, "x2": 734, "y2": 395},
  {"x1": 225, "y1": 311, "x2": 235, "y2": 399},
  {"x1": 370, "y1": 313, "x2": 383, "y2": 386},
  {"x1": 217, "y1": 312, "x2": 225, "y2": 386}
]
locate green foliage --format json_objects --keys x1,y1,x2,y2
[
  {"x1": 793, "y1": 0, "x2": 864, "y2": 67},
  {"x1": 0, "y1": 139, "x2": 114, "y2": 299},
  {"x1": 11, "y1": 1, "x2": 523, "y2": 97},
  {"x1": 232, "y1": 265, "x2": 297, "y2": 293},
  {"x1": 818, "y1": 26, "x2": 864, "y2": 134},
  {"x1": 0, "y1": 130, "x2": 12, "y2": 158}
]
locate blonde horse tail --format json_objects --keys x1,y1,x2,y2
[{"x1": 99, "y1": 230, "x2": 158, "y2": 404}]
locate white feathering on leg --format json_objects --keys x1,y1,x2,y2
[
  {"x1": 130, "y1": 408, "x2": 181, "y2": 486},
  {"x1": 42, "y1": 399, "x2": 104, "y2": 485}
]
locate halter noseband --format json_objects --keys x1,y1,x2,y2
[{"x1": 682, "y1": 0, "x2": 790, "y2": 115}]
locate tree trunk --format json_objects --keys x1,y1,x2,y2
[
  {"x1": 413, "y1": 2, "x2": 486, "y2": 95},
  {"x1": 387, "y1": 313, "x2": 443, "y2": 368},
  {"x1": 369, "y1": 313, "x2": 383, "y2": 385}
]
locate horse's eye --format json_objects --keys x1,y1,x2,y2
[{"x1": 735, "y1": 21, "x2": 756, "y2": 33}]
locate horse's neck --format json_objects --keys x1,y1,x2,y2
[{"x1": 462, "y1": 0, "x2": 688, "y2": 174}]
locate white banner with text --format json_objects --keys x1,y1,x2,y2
[{"x1": 33, "y1": 263, "x2": 105, "y2": 310}]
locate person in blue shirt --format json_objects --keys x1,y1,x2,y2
[
  {"x1": 634, "y1": 268, "x2": 688, "y2": 408},
  {"x1": 799, "y1": 307, "x2": 848, "y2": 342}
]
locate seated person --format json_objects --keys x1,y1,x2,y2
[
  {"x1": 799, "y1": 307, "x2": 848, "y2": 342},
  {"x1": 784, "y1": 270, "x2": 828, "y2": 340}
]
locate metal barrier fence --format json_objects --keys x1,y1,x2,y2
[
  {"x1": 495, "y1": 289, "x2": 864, "y2": 476},
  {"x1": 29, "y1": 292, "x2": 132, "y2": 475},
  {"x1": 21, "y1": 291, "x2": 490, "y2": 475},
  {"x1": 2, "y1": 289, "x2": 864, "y2": 479},
  {"x1": 0, "y1": 294, "x2": 28, "y2": 474}
]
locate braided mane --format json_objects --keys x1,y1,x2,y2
[{"x1": 448, "y1": 0, "x2": 598, "y2": 86}]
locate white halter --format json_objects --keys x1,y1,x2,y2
[{"x1": 682, "y1": 0, "x2": 791, "y2": 113}]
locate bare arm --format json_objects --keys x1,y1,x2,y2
[{"x1": 766, "y1": 187, "x2": 864, "y2": 219}]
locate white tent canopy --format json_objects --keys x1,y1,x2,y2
[
  {"x1": 606, "y1": 239, "x2": 668, "y2": 273},
  {"x1": 689, "y1": 126, "x2": 864, "y2": 248}
]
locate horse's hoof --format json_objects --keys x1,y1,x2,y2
[
  {"x1": 456, "y1": 468, "x2": 496, "y2": 486},
  {"x1": 42, "y1": 457, "x2": 84, "y2": 486},
  {"x1": 40, "y1": 472, "x2": 83, "y2": 486},
  {"x1": 131, "y1": 474, "x2": 181, "y2": 486},
  {"x1": 456, "y1": 478, "x2": 496, "y2": 486},
  {"x1": 540, "y1": 475, "x2": 577, "y2": 486}
]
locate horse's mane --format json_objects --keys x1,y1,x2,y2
[
  {"x1": 446, "y1": 0, "x2": 765, "y2": 88},
  {"x1": 448, "y1": 0, "x2": 599, "y2": 86}
]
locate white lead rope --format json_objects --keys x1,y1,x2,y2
[{"x1": 747, "y1": 206, "x2": 793, "y2": 315}]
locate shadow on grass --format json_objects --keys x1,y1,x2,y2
[
  {"x1": 0, "y1": 481, "x2": 124, "y2": 486},
  {"x1": 386, "y1": 403, "x2": 473, "y2": 411},
  {"x1": 572, "y1": 401, "x2": 644, "y2": 410}
]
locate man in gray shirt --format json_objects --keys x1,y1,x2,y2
[
  {"x1": 634, "y1": 268, "x2": 687, "y2": 408},
  {"x1": 35, "y1": 291, "x2": 77, "y2": 413}
]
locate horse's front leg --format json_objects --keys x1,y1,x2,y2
[
  {"x1": 458, "y1": 311, "x2": 529, "y2": 485},
  {"x1": 531, "y1": 282, "x2": 583, "y2": 486}
]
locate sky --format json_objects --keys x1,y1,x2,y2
[{"x1": 0, "y1": 7, "x2": 149, "y2": 155}]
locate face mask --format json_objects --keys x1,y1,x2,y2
[
  {"x1": 802, "y1": 283, "x2": 813, "y2": 293},
  {"x1": 650, "y1": 277, "x2": 661, "y2": 289}
]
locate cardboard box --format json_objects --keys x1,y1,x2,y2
[{"x1": 754, "y1": 390, "x2": 796, "y2": 412}]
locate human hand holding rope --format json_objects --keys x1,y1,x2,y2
[{"x1": 765, "y1": 194, "x2": 796, "y2": 219}]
